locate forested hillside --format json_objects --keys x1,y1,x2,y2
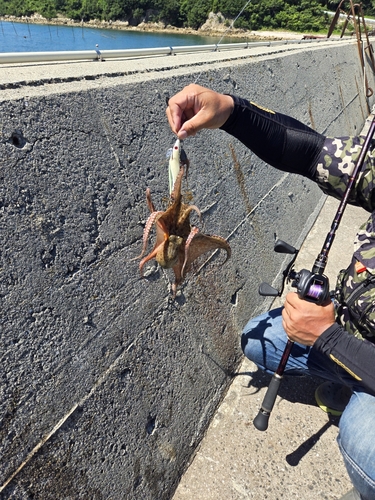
[{"x1": 1, "y1": 0, "x2": 375, "y2": 33}]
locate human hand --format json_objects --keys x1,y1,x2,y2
[
  {"x1": 166, "y1": 84, "x2": 234, "y2": 140},
  {"x1": 282, "y1": 292, "x2": 335, "y2": 346}
]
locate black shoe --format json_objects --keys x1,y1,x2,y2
[{"x1": 314, "y1": 381, "x2": 352, "y2": 416}]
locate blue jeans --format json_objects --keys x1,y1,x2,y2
[{"x1": 242, "y1": 307, "x2": 375, "y2": 500}]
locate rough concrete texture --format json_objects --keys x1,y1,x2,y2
[{"x1": 0, "y1": 39, "x2": 374, "y2": 499}]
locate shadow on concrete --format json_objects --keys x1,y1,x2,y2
[
  {"x1": 233, "y1": 368, "x2": 341, "y2": 466},
  {"x1": 285, "y1": 416, "x2": 339, "y2": 466}
]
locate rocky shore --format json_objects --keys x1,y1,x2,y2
[{"x1": 0, "y1": 13, "x2": 305, "y2": 41}]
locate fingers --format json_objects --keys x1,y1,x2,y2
[
  {"x1": 282, "y1": 292, "x2": 335, "y2": 346},
  {"x1": 166, "y1": 100, "x2": 184, "y2": 136},
  {"x1": 281, "y1": 307, "x2": 291, "y2": 333},
  {"x1": 166, "y1": 84, "x2": 234, "y2": 139},
  {"x1": 166, "y1": 84, "x2": 208, "y2": 138}
]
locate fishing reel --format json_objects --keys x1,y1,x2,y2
[
  {"x1": 259, "y1": 239, "x2": 330, "y2": 305},
  {"x1": 289, "y1": 268, "x2": 330, "y2": 304}
]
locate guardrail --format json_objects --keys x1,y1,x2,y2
[{"x1": 0, "y1": 37, "x2": 344, "y2": 65}]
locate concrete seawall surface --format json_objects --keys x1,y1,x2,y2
[{"x1": 0, "y1": 39, "x2": 374, "y2": 498}]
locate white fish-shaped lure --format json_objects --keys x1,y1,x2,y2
[{"x1": 166, "y1": 139, "x2": 188, "y2": 195}]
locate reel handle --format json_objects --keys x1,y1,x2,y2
[
  {"x1": 259, "y1": 282, "x2": 279, "y2": 297},
  {"x1": 253, "y1": 374, "x2": 282, "y2": 431}
]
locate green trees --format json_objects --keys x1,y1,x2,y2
[
  {"x1": 215, "y1": 0, "x2": 328, "y2": 32},
  {"x1": 154, "y1": 0, "x2": 182, "y2": 26},
  {"x1": 180, "y1": 0, "x2": 211, "y2": 29},
  {"x1": 0, "y1": 0, "x2": 57, "y2": 17},
  {"x1": 0, "y1": 0, "x2": 373, "y2": 32}
]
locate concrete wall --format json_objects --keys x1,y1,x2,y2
[{"x1": 0, "y1": 39, "x2": 374, "y2": 499}]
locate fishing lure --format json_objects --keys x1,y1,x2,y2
[{"x1": 166, "y1": 138, "x2": 189, "y2": 194}]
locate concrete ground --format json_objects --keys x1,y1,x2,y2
[{"x1": 173, "y1": 196, "x2": 368, "y2": 500}]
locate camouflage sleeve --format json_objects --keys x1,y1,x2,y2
[{"x1": 315, "y1": 136, "x2": 375, "y2": 211}]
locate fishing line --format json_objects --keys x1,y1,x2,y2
[
  {"x1": 193, "y1": 0, "x2": 253, "y2": 84},
  {"x1": 11, "y1": 21, "x2": 18, "y2": 36},
  {"x1": 162, "y1": 0, "x2": 256, "y2": 285},
  {"x1": 87, "y1": 90, "x2": 146, "y2": 227},
  {"x1": 214, "y1": 0, "x2": 253, "y2": 47}
]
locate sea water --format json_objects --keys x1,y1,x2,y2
[{"x1": 0, "y1": 20, "x2": 246, "y2": 53}]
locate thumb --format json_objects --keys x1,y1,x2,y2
[{"x1": 178, "y1": 109, "x2": 212, "y2": 139}]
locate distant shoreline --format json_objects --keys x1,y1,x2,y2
[{"x1": 0, "y1": 14, "x2": 304, "y2": 41}]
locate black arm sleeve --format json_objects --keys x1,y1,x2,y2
[
  {"x1": 220, "y1": 95, "x2": 326, "y2": 180},
  {"x1": 314, "y1": 324, "x2": 375, "y2": 395}
]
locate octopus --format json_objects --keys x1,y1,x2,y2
[{"x1": 137, "y1": 166, "x2": 231, "y2": 296}]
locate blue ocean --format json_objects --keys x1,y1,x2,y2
[{"x1": 0, "y1": 20, "x2": 246, "y2": 53}]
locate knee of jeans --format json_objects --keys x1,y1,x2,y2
[
  {"x1": 338, "y1": 408, "x2": 356, "y2": 456},
  {"x1": 240, "y1": 331, "x2": 247, "y2": 354},
  {"x1": 241, "y1": 322, "x2": 258, "y2": 354},
  {"x1": 241, "y1": 332, "x2": 257, "y2": 362},
  {"x1": 338, "y1": 392, "x2": 375, "y2": 458}
]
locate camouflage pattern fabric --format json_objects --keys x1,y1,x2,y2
[{"x1": 315, "y1": 136, "x2": 375, "y2": 342}]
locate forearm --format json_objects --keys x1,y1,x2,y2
[
  {"x1": 220, "y1": 95, "x2": 326, "y2": 178},
  {"x1": 220, "y1": 95, "x2": 375, "y2": 211},
  {"x1": 315, "y1": 324, "x2": 375, "y2": 394}
]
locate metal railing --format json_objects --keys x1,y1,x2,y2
[{"x1": 0, "y1": 37, "x2": 339, "y2": 65}]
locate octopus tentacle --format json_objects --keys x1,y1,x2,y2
[
  {"x1": 215, "y1": 236, "x2": 231, "y2": 264},
  {"x1": 178, "y1": 204, "x2": 201, "y2": 225},
  {"x1": 134, "y1": 210, "x2": 164, "y2": 260},
  {"x1": 171, "y1": 262, "x2": 184, "y2": 298},
  {"x1": 183, "y1": 232, "x2": 231, "y2": 277},
  {"x1": 181, "y1": 227, "x2": 200, "y2": 277},
  {"x1": 170, "y1": 167, "x2": 184, "y2": 201},
  {"x1": 146, "y1": 187, "x2": 156, "y2": 213},
  {"x1": 139, "y1": 242, "x2": 164, "y2": 275}
]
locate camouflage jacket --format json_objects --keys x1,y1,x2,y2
[{"x1": 315, "y1": 135, "x2": 375, "y2": 342}]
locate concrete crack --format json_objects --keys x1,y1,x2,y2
[
  {"x1": 0, "y1": 342, "x2": 128, "y2": 493},
  {"x1": 193, "y1": 172, "x2": 289, "y2": 276}
]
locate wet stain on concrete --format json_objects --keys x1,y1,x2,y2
[{"x1": 229, "y1": 143, "x2": 252, "y2": 215}]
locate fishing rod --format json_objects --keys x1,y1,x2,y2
[{"x1": 253, "y1": 111, "x2": 375, "y2": 432}]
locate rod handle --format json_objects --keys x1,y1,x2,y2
[{"x1": 253, "y1": 374, "x2": 282, "y2": 431}]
